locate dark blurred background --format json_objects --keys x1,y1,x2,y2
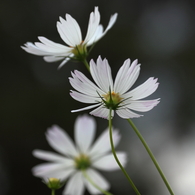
[{"x1": 1, "y1": 0, "x2": 195, "y2": 194}]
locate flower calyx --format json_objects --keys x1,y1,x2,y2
[
  {"x1": 98, "y1": 88, "x2": 123, "y2": 110},
  {"x1": 45, "y1": 178, "x2": 64, "y2": 190},
  {"x1": 71, "y1": 42, "x2": 88, "y2": 61}
]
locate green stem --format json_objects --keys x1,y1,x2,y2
[
  {"x1": 108, "y1": 108, "x2": 141, "y2": 195},
  {"x1": 51, "y1": 189, "x2": 55, "y2": 195},
  {"x1": 82, "y1": 58, "x2": 90, "y2": 72},
  {"x1": 127, "y1": 119, "x2": 174, "y2": 195},
  {"x1": 82, "y1": 170, "x2": 113, "y2": 195}
]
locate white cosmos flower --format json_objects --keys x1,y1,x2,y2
[
  {"x1": 69, "y1": 56, "x2": 160, "y2": 119},
  {"x1": 21, "y1": 7, "x2": 117, "y2": 69},
  {"x1": 32, "y1": 115, "x2": 126, "y2": 195}
]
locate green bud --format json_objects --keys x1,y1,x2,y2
[{"x1": 45, "y1": 178, "x2": 64, "y2": 190}]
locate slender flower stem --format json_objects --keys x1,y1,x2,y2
[
  {"x1": 82, "y1": 58, "x2": 90, "y2": 72},
  {"x1": 127, "y1": 119, "x2": 174, "y2": 195},
  {"x1": 82, "y1": 170, "x2": 113, "y2": 195},
  {"x1": 108, "y1": 108, "x2": 141, "y2": 195},
  {"x1": 51, "y1": 189, "x2": 55, "y2": 195}
]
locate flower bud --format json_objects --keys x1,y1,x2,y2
[{"x1": 45, "y1": 178, "x2": 64, "y2": 190}]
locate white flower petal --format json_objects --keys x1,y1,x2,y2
[
  {"x1": 89, "y1": 128, "x2": 121, "y2": 159},
  {"x1": 33, "y1": 149, "x2": 74, "y2": 164},
  {"x1": 34, "y1": 42, "x2": 69, "y2": 54},
  {"x1": 90, "y1": 56, "x2": 113, "y2": 92},
  {"x1": 46, "y1": 125, "x2": 78, "y2": 157},
  {"x1": 87, "y1": 13, "x2": 118, "y2": 46},
  {"x1": 58, "y1": 53, "x2": 74, "y2": 69},
  {"x1": 71, "y1": 104, "x2": 101, "y2": 113},
  {"x1": 69, "y1": 70, "x2": 104, "y2": 96},
  {"x1": 114, "y1": 59, "x2": 130, "y2": 91},
  {"x1": 57, "y1": 14, "x2": 82, "y2": 46},
  {"x1": 83, "y1": 7, "x2": 100, "y2": 44},
  {"x1": 43, "y1": 56, "x2": 65, "y2": 62},
  {"x1": 84, "y1": 169, "x2": 110, "y2": 194},
  {"x1": 72, "y1": 70, "x2": 104, "y2": 93},
  {"x1": 74, "y1": 115, "x2": 96, "y2": 153},
  {"x1": 38, "y1": 36, "x2": 72, "y2": 53},
  {"x1": 86, "y1": 25, "x2": 103, "y2": 46},
  {"x1": 114, "y1": 59, "x2": 140, "y2": 94},
  {"x1": 96, "y1": 57, "x2": 114, "y2": 91},
  {"x1": 92, "y1": 152, "x2": 127, "y2": 171},
  {"x1": 34, "y1": 43, "x2": 68, "y2": 54},
  {"x1": 84, "y1": 59, "x2": 100, "y2": 90},
  {"x1": 126, "y1": 99, "x2": 160, "y2": 112},
  {"x1": 32, "y1": 163, "x2": 75, "y2": 180},
  {"x1": 64, "y1": 171, "x2": 85, "y2": 195},
  {"x1": 124, "y1": 77, "x2": 159, "y2": 100},
  {"x1": 21, "y1": 42, "x2": 52, "y2": 56},
  {"x1": 21, "y1": 37, "x2": 72, "y2": 58},
  {"x1": 93, "y1": 13, "x2": 118, "y2": 43},
  {"x1": 102, "y1": 13, "x2": 118, "y2": 35},
  {"x1": 70, "y1": 90, "x2": 100, "y2": 104},
  {"x1": 90, "y1": 105, "x2": 113, "y2": 119},
  {"x1": 116, "y1": 108, "x2": 142, "y2": 119},
  {"x1": 70, "y1": 90, "x2": 96, "y2": 103}
]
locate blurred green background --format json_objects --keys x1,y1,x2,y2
[{"x1": 1, "y1": 0, "x2": 195, "y2": 194}]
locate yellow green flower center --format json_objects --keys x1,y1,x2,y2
[
  {"x1": 71, "y1": 42, "x2": 88, "y2": 60},
  {"x1": 102, "y1": 91, "x2": 123, "y2": 110},
  {"x1": 74, "y1": 154, "x2": 91, "y2": 170}
]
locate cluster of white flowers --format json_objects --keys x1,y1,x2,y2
[{"x1": 22, "y1": 6, "x2": 161, "y2": 195}]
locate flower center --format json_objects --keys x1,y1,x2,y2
[
  {"x1": 71, "y1": 42, "x2": 87, "y2": 61},
  {"x1": 74, "y1": 154, "x2": 91, "y2": 170},
  {"x1": 102, "y1": 91, "x2": 123, "y2": 110}
]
